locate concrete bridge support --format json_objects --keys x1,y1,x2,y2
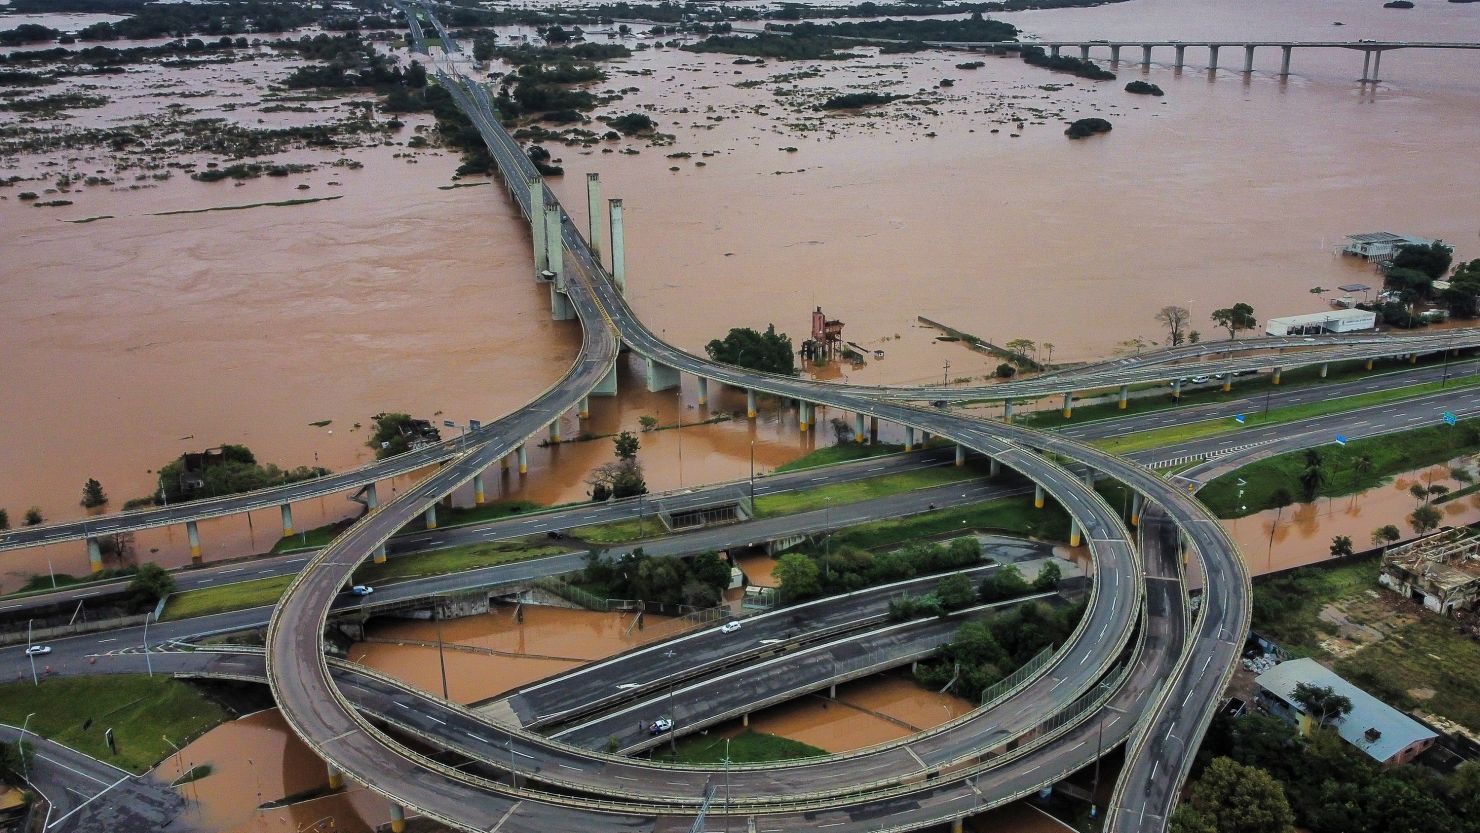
[
  {"x1": 1320, "y1": 363, "x2": 1329, "y2": 379},
  {"x1": 1119, "y1": 384, "x2": 1130, "y2": 409},
  {"x1": 326, "y1": 762, "x2": 344, "y2": 791},
  {"x1": 593, "y1": 363, "x2": 618, "y2": 397},
  {"x1": 1243, "y1": 44, "x2": 1255, "y2": 74},
  {"x1": 1174, "y1": 44, "x2": 1186, "y2": 69},
  {"x1": 1280, "y1": 44, "x2": 1292, "y2": 76},
  {"x1": 1110, "y1": 44, "x2": 1121, "y2": 63},
  {"x1": 1050, "y1": 45, "x2": 1061, "y2": 58},
  {"x1": 363, "y1": 484, "x2": 387, "y2": 563},
  {"x1": 697, "y1": 377, "x2": 708, "y2": 406},
  {"x1": 548, "y1": 419, "x2": 561, "y2": 444},
  {"x1": 187, "y1": 520, "x2": 202, "y2": 563},
  {"x1": 280, "y1": 503, "x2": 294, "y2": 538},
  {"x1": 855, "y1": 413, "x2": 867, "y2": 443},
  {"x1": 473, "y1": 472, "x2": 486, "y2": 505},
  {"x1": 1365, "y1": 358, "x2": 1374, "y2": 371},
  {"x1": 609, "y1": 198, "x2": 626, "y2": 293},
  {"x1": 389, "y1": 803, "x2": 407, "y2": 833},
  {"x1": 1272, "y1": 367, "x2": 1282, "y2": 385},
  {"x1": 1062, "y1": 392, "x2": 1073, "y2": 419},
  {"x1": 1003, "y1": 401, "x2": 1014, "y2": 422},
  {"x1": 529, "y1": 178, "x2": 547, "y2": 277},
  {"x1": 579, "y1": 396, "x2": 590, "y2": 419},
  {"x1": 644, "y1": 358, "x2": 681, "y2": 392},
  {"x1": 500, "y1": 453, "x2": 510, "y2": 472},
  {"x1": 799, "y1": 401, "x2": 812, "y2": 433},
  {"x1": 1079, "y1": 44, "x2": 1090, "y2": 61},
  {"x1": 1371, "y1": 49, "x2": 1384, "y2": 83},
  {"x1": 518, "y1": 444, "x2": 528, "y2": 474},
  {"x1": 1069, "y1": 518, "x2": 1082, "y2": 548},
  {"x1": 424, "y1": 504, "x2": 438, "y2": 530},
  {"x1": 1141, "y1": 44, "x2": 1152, "y2": 67},
  {"x1": 989, "y1": 457, "x2": 1001, "y2": 478},
  {"x1": 955, "y1": 444, "x2": 966, "y2": 467},
  {"x1": 870, "y1": 416, "x2": 879, "y2": 443},
  {"x1": 905, "y1": 426, "x2": 917, "y2": 452},
  {"x1": 549, "y1": 283, "x2": 574, "y2": 321},
  {"x1": 1131, "y1": 492, "x2": 1143, "y2": 526},
  {"x1": 585, "y1": 173, "x2": 602, "y2": 263},
  {"x1": 1171, "y1": 378, "x2": 1183, "y2": 401},
  {"x1": 1408, "y1": 352, "x2": 1417, "y2": 364},
  {"x1": 1034, "y1": 483, "x2": 1045, "y2": 509},
  {"x1": 746, "y1": 388, "x2": 757, "y2": 419},
  {"x1": 87, "y1": 536, "x2": 102, "y2": 573},
  {"x1": 1208, "y1": 44, "x2": 1220, "y2": 71},
  {"x1": 950, "y1": 819, "x2": 964, "y2": 833},
  {"x1": 544, "y1": 204, "x2": 564, "y2": 285}
]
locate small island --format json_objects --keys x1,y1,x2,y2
[
  {"x1": 1065, "y1": 117, "x2": 1113, "y2": 139},
  {"x1": 1125, "y1": 80, "x2": 1165, "y2": 96}
]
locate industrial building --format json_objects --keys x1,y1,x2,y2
[
  {"x1": 1264, "y1": 308, "x2": 1377, "y2": 336},
  {"x1": 1255, "y1": 658, "x2": 1438, "y2": 766},
  {"x1": 1341, "y1": 231, "x2": 1432, "y2": 264},
  {"x1": 1379, "y1": 528, "x2": 1480, "y2": 615}
]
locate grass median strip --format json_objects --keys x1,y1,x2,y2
[
  {"x1": 654, "y1": 730, "x2": 825, "y2": 764},
  {"x1": 162, "y1": 574, "x2": 294, "y2": 620},
  {"x1": 0, "y1": 675, "x2": 225, "y2": 773}
]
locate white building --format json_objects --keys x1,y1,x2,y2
[
  {"x1": 1256, "y1": 658, "x2": 1438, "y2": 766},
  {"x1": 1265, "y1": 309, "x2": 1377, "y2": 336},
  {"x1": 1342, "y1": 232, "x2": 1432, "y2": 263}
]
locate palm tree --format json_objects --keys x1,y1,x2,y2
[
  {"x1": 1266, "y1": 487, "x2": 1294, "y2": 572},
  {"x1": 1299, "y1": 464, "x2": 1326, "y2": 502}
]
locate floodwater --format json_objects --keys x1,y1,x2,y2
[
  {"x1": 1227, "y1": 459, "x2": 1480, "y2": 576},
  {"x1": 4, "y1": 0, "x2": 1479, "y2": 583},
  {"x1": 352, "y1": 604, "x2": 691, "y2": 704},
  {"x1": 735, "y1": 553, "x2": 780, "y2": 588},
  {"x1": 156, "y1": 708, "x2": 387, "y2": 833},
  {"x1": 740, "y1": 675, "x2": 975, "y2": 753}
]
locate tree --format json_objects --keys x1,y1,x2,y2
[
  {"x1": 1352, "y1": 454, "x2": 1374, "y2": 485},
  {"x1": 1329, "y1": 535, "x2": 1354, "y2": 558},
  {"x1": 613, "y1": 431, "x2": 639, "y2": 461},
  {"x1": 1004, "y1": 338, "x2": 1037, "y2": 364},
  {"x1": 1441, "y1": 258, "x2": 1480, "y2": 318},
  {"x1": 689, "y1": 551, "x2": 732, "y2": 592},
  {"x1": 0, "y1": 740, "x2": 32, "y2": 784},
  {"x1": 1156, "y1": 305, "x2": 1191, "y2": 346},
  {"x1": 994, "y1": 363, "x2": 1016, "y2": 379},
  {"x1": 586, "y1": 458, "x2": 647, "y2": 500},
  {"x1": 704, "y1": 325, "x2": 795, "y2": 374},
  {"x1": 979, "y1": 564, "x2": 1028, "y2": 601},
  {"x1": 774, "y1": 552, "x2": 820, "y2": 600},
  {"x1": 127, "y1": 563, "x2": 176, "y2": 612},
  {"x1": 1031, "y1": 560, "x2": 1061, "y2": 592},
  {"x1": 81, "y1": 478, "x2": 108, "y2": 508},
  {"x1": 23, "y1": 507, "x2": 43, "y2": 526},
  {"x1": 1371, "y1": 524, "x2": 1402, "y2": 552},
  {"x1": 1041, "y1": 342, "x2": 1055, "y2": 367},
  {"x1": 638, "y1": 415, "x2": 658, "y2": 432},
  {"x1": 1391, "y1": 239, "x2": 1453, "y2": 280},
  {"x1": 1298, "y1": 462, "x2": 1325, "y2": 502},
  {"x1": 1409, "y1": 483, "x2": 1429, "y2": 507},
  {"x1": 829, "y1": 416, "x2": 852, "y2": 445},
  {"x1": 936, "y1": 572, "x2": 976, "y2": 610},
  {"x1": 1189, "y1": 330, "x2": 1202, "y2": 344},
  {"x1": 1292, "y1": 683, "x2": 1353, "y2": 728},
  {"x1": 1180, "y1": 757, "x2": 1296, "y2": 833},
  {"x1": 1210, "y1": 303, "x2": 1257, "y2": 340},
  {"x1": 1266, "y1": 488, "x2": 1293, "y2": 554},
  {"x1": 1410, "y1": 504, "x2": 1442, "y2": 534}
]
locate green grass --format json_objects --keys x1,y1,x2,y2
[
  {"x1": 1436, "y1": 480, "x2": 1480, "y2": 505},
  {"x1": 1249, "y1": 555, "x2": 1382, "y2": 656},
  {"x1": 1199, "y1": 419, "x2": 1480, "y2": 518},
  {"x1": 832, "y1": 494, "x2": 1071, "y2": 550},
  {"x1": 653, "y1": 730, "x2": 826, "y2": 764},
  {"x1": 1335, "y1": 613, "x2": 1480, "y2": 731},
  {"x1": 162, "y1": 574, "x2": 293, "y2": 620},
  {"x1": 271, "y1": 521, "x2": 351, "y2": 553},
  {"x1": 571, "y1": 516, "x2": 661, "y2": 545},
  {"x1": 357, "y1": 540, "x2": 561, "y2": 583},
  {"x1": 274, "y1": 500, "x2": 555, "y2": 552},
  {"x1": 754, "y1": 466, "x2": 984, "y2": 517},
  {"x1": 1090, "y1": 375, "x2": 1480, "y2": 456},
  {"x1": 773, "y1": 442, "x2": 905, "y2": 473},
  {"x1": 0, "y1": 676, "x2": 225, "y2": 773}
]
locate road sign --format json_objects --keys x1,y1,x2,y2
[
  {"x1": 1335, "y1": 435, "x2": 1348, "y2": 446},
  {"x1": 443, "y1": 420, "x2": 456, "y2": 428},
  {"x1": 1444, "y1": 411, "x2": 1458, "y2": 426},
  {"x1": 469, "y1": 419, "x2": 482, "y2": 431},
  {"x1": 1234, "y1": 414, "x2": 1246, "y2": 424}
]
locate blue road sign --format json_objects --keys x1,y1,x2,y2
[
  {"x1": 1335, "y1": 435, "x2": 1348, "y2": 446},
  {"x1": 1444, "y1": 411, "x2": 1458, "y2": 426},
  {"x1": 1234, "y1": 414, "x2": 1246, "y2": 424}
]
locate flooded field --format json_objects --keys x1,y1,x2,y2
[{"x1": 741, "y1": 675, "x2": 975, "y2": 753}]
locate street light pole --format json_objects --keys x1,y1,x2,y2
[
  {"x1": 749, "y1": 440, "x2": 756, "y2": 511},
  {"x1": 723, "y1": 737, "x2": 731, "y2": 833},
  {"x1": 26, "y1": 620, "x2": 36, "y2": 686},
  {"x1": 19, "y1": 712, "x2": 35, "y2": 783},
  {"x1": 676, "y1": 389, "x2": 684, "y2": 488},
  {"x1": 143, "y1": 612, "x2": 153, "y2": 678},
  {"x1": 436, "y1": 605, "x2": 450, "y2": 700}
]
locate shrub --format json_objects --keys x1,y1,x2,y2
[{"x1": 1065, "y1": 117, "x2": 1112, "y2": 139}]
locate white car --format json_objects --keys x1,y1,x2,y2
[
  {"x1": 649, "y1": 717, "x2": 674, "y2": 735},
  {"x1": 350, "y1": 585, "x2": 374, "y2": 597},
  {"x1": 720, "y1": 621, "x2": 741, "y2": 634},
  {"x1": 24, "y1": 645, "x2": 51, "y2": 657}
]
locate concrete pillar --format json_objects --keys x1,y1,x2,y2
[
  {"x1": 742, "y1": 713, "x2": 750, "y2": 727},
  {"x1": 1280, "y1": 44, "x2": 1292, "y2": 76},
  {"x1": 518, "y1": 444, "x2": 528, "y2": 474},
  {"x1": 1034, "y1": 483, "x2": 1045, "y2": 509},
  {"x1": 543, "y1": 203, "x2": 564, "y2": 287},
  {"x1": 473, "y1": 472, "x2": 486, "y2": 505},
  {"x1": 1272, "y1": 367, "x2": 1282, "y2": 385},
  {"x1": 1222, "y1": 376, "x2": 1232, "y2": 393},
  {"x1": 1408, "y1": 352, "x2": 1417, "y2": 364},
  {"x1": 327, "y1": 762, "x2": 344, "y2": 791},
  {"x1": 1243, "y1": 44, "x2": 1255, "y2": 74},
  {"x1": 1174, "y1": 44, "x2": 1186, "y2": 68},
  {"x1": 585, "y1": 172, "x2": 602, "y2": 262},
  {"x1": 1319, "y1": 363, "x2": 1329, "y2": 379},
  {"x1": 905, "y1": 426, "x2": 916, "y2": 452},
  {"x1": 1141, "y1": 44, "x2": 1152, "y2": 67},
  {"x1": 609, "y1": 198, "x2": 626, "y2": 294},
  {"x1": 1070, "y1": 518, "x2": 1082, "y2": 547},
  {"x1": 579, "y1": 396, "x2": 590, "y2": 419},
  {"x1": 950, "y1": 819, "x2": 964, "y2": 833},
  {"x1": 1172, "y1": 378, "x2": 1183, "y2": 400},
  {"x1": 1003, "y1": 401, "x2": 1014, "y2": 422},
  {"x1": 389, "y1": 803, "x2": 407, "y2": 833},
  {"x1": 187, "y1": 520, "x2": 202, "y2": 563},
  {"x1": 921, "y1": 431, "x2": 931, "y2": 445},
  {"x1": 696, "y1": 377, "x2": 708, "y2": 406},
  {"x1": 1119, "y1": 384, "x2": 1129, "y2": 409},
  {"x1": 1360, "y1": 49, "x2": 1372, "y2": 82},
  {"x1": 828, "y1": 683, "x2": 837, "y2": 698},
  {"x1": 594, "y1": 363, "x2": 618, "y2": 397},
  {"x1": 365, "y1": 482, "x2": 378, "y2": 510},
  {"x1": 87, "y1": 537, "x2": 102, "y2": 573},
  {"x1": 549, "y1": 282, "x2": 574, "y2": 321},
  {"x1": 1050, "y1": 44, "x2": 1061, "y2": 58},
  {"x1": 1110, "y1": 44, "x2": 1121, "y2": 63},
  {"x1": 500, "y1": 454, "x2": 510, "y2": 471},
  {"x1": 1062, "y1": 392, "x2": 1073, "y2": 419},
  {"x1": 1371, "y1": 49, "x2": 1383, "y2": 83},
  {"x1": 529, "y1": 178, "x2": 547, "y2": 277},
  {"x1": 424, "y1": 504, "x2": 438, "y2": 530},
  {"x1": 955, "y1": 444, "x2": 966, "y2": 467},
  {"x1": 799, "y1": 402, "x2": 811, "y2": 433},
  {"x1": 280, "y1": 503, "x2": 294, "y2": 538},
  {"x1": 1208, "y1": 44, "x2": 1220, "y2": 71},
  {"x1": 549, "y1": 419, "x2": 561, "y2": 443},
  {"x1": 1365, "y1": 358, "x2": 1374, "y2": 370},
  {"x1": 645, "y1": 357, "x2": 680, "y2": 392},
  {"x1": 989, "y1": 458, "x2": 1001, "y2": 478},
  {"x1": 869, "y1": 416, "x2": 879, "y2": 443},
  {"x1": 1131, "y1": 493, "x2": 1143, "y2": 526},
  {"x1": 1079, "y1": 44, "x2": 1090, "y2": 61},
  {"x1": 855, "y1": 413, "x2": 866, "y2": 444},
  {"x1": 746, "y1": 389, "x2": 757, "y2": 419}
]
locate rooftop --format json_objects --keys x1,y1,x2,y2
[
  {"x1": 1257, "y1": 658, "x2": 1437, "y2": 763},
  {"x1": 1385, "y1": 528, "x2": 1480, "y2": 594},
  {"x1": 1265, "y1": 309, "x2": 1376, "y2": 325},
  {"x1": 1346, "y1": 231, "x2": 1429, "y2": 244}
]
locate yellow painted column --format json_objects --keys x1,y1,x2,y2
[
  {"x1": 1118, "y1": 384, "x2": 1129, "y2": 409},
  {"x1": 280, "y1": 503, "x2": 294, "y2": 538},
  {"x1": 326, "y1": 763, "x2": 343, "y2": 791},
  {"x1": 87, "y1": 537, "x2": 103, "y2": 573},
  {"x1": 1365, "y1": 358, "x2": 1374, "y2": 370},
  {"x1": 1069, "y1": 518, "x2": 1082, "y2": 547},
  {"x1": 186, "y1": 520, "x2": 202, "y2": 563},
  {"x1": 473, "y1": 472, "x2": 486, "y2": 505},
  {"x1": 389, "y1": 803, "x2": 407, "y2": 833},
  {"x1": 1272, "y1": 367, "x2": 1282, "y2": 385},
  {"x1": 1062, "y1": 392, "x2": 1073, "y2": 419},
  {"x1": 518, "y1": 444, "x2": 528, "y2": 475},
  {"x1": 1034, "y1": 483, "x2": 1045, "y2": 509},
  {"x1": 747, "y1": 389, "x2": 757, "y2": 419}
]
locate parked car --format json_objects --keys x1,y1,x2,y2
[
  {"x1": 24, "y1": 645, "x2": 51, "y2": 657},
  {"x1": 649, "y1": 717, "x2": 674, "y2": 735},
  {"x1": 350, "y1": 585, "x2": 375, "y2": 597},
  {"x1": 720, "y1": 621, "x2": 741, "y2": 634}
]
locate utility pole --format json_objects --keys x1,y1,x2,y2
[
  {"x1": 436, "y1": 603, "x2": 450, "y2": 700},
  {"x1": 25, "y1": 620, "x2": 36, "y2": 687},
  {"x1": 943, "y1": 359, "x2": 951, "y2": 387},
  {"x1": 748, "y1": 441, "x2": 756, "y2": 512}
]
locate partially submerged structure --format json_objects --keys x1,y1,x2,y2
[
  {"x1": 1341, "y1": 231, "x2": 1432, "y2": 265},
  {"x1": 1380, "y1": 528, "x2": 1480, "y2": 615}
]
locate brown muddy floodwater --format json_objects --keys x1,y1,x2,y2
[
  {"x1": 4, "y1": 0, "x2": 1479, "y2": 585},
  {"x1": 740, "y1": 676, "x2": 974, "y2": 753},
  {"x1": 351, "y1": 604, "x2": 690, "y2": 704},
  {"x1": 1227, "y1": 459, "x2": 1480, "y2": 578},
  {"x1": 158, "y1": 708, "x2": 387, "y2": 833}
]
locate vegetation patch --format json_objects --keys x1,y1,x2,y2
[
  {"x1": 754, "y1": 466, "x2": 984, "y2": 517},
  {"x1": 162, "y1": 574, "x2": 293, "y2": 620},
  {"x1": 774, "y1": 442, "x2": 906, "y2": 472},
  {"x1": 655, "y1": 730, "x2": 825, "y2": 764},
  {"x1": 1064, "y1": 117, "x2": 1112, "y2": 138},
  {"x1": 819, "y1": 92, "x2": 906, "y2": 110},
  {"x1": 1124, "y1": 80, "x2": 1163, "y2": 95},
  {"x1": 1022, "y1": 46, "x2": 1115, "y2": 80}
]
